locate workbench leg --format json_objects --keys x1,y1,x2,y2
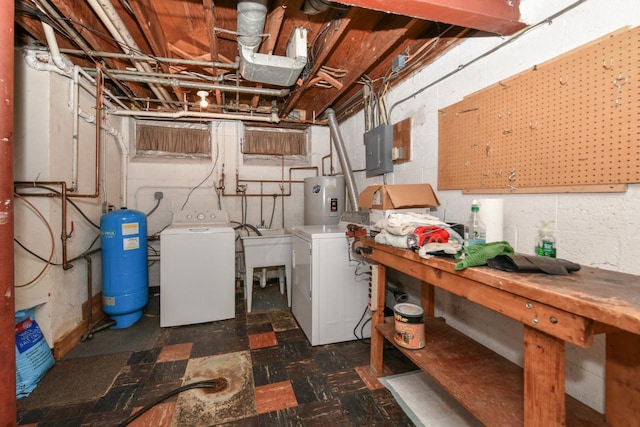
[
  {"x1": 421, "y1": 281, "x2": 435, "y2": 318},
  {"x1": 523, "y1": 326, "x2": 565, "y2": 426},
  {"x1": 370, "y1": 263, "x2": 386, "y2": 375},
  {"x1": 605, "y1": 331, "x2": 640, "y2": 427}
]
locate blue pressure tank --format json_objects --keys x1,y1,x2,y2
[{"x1": 100, "y1": 208, "x2": 149, "y2": 329}]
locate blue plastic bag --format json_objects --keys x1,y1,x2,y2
[{"x1": 15, "y1": 307, "x2": 55, "y2": 399}]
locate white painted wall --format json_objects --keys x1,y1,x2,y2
[
  {"x1": 338, "y1": 0, "x2": 640, "y2": 413},
  {"x1": 128, "y1": 121, "x2": 334, "y2": 287},
  {"x1": 13, "y1": 1, "x2": 638, "y2": 411},
  {"x1": 13, "y1": 54, "x2": 122, "y2": 347},
  {"x1": 13, "y1": 49, "x2": 339, "y2": 346}
]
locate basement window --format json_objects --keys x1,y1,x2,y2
[
  {"x1": 242, "y1": 126, "x2": 309, "y2": 164},
  {"x1": 135, "y1": 121, "x2": 211, "y2": 158}
]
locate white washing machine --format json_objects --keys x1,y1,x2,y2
[
  {"x1": 291, "y1": 223, "x2": 371, "y2": 346},
  {"x1": 160, "y1": 209, "x2": 235, "y2": 327}
]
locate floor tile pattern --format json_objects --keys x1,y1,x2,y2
[{"x1": 16, "y1": 288, "x2": 417, "y2": 426}]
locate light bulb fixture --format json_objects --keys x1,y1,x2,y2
[{"x1": 197, "y1": 90, "x2": 209, "y2": 108}]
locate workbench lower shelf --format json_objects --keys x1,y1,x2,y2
[{"x1": 376, "y1": 316, "x2": 605, "y2": 426}]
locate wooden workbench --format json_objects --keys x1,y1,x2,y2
[{"x1": 359, "y1": 237, "x2": 640, "y2": 426}]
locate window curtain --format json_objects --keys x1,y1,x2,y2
[
  {"x1": 136, "y1": 124, "x2": 210, "y2": 155},
  {"x1": 243, "y1": 128, "x2": 307, "y2": 156}
]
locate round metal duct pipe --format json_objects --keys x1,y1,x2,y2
[
  {"x1": 237, "y1": 0, "x2": 268, "y2": 50},
  {"x1": 326, "y1": 108, "x2": 359, "y2": 211},
  {"x1": 302, "y1": 0, "x2": 332, "y2": 14}
]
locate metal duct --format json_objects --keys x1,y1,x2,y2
[
  {"x1": 302, "y1": 0, "x2": 333, "y2": 15},
  {"x1": 326, "y1": 108, "x2": 359, "y2": 211},
  {"x1": 237, "y1": 0, "x2": 308, "y2": 87},
  {"x1": 237, "y1": 0, "x2": 268, "y2": 49}
]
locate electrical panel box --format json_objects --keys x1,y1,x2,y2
[{"x1": 364, "y1": 125, "x2": 394, "y2": 178}]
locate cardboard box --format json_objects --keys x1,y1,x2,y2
[{"x1": 358, "y1": 184, "x2": 440, "y2": 210}]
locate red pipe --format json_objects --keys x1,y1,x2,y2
[{"x1": 0, "y1": 0, "x2": 16, "y2": 421}]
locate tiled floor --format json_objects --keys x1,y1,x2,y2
[{"x1": 16, "y1": 285, "x2": 418, "y2": 426}]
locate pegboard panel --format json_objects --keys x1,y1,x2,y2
[{"x1": 438, "y1": 27, "x2": 640, "y2": 193}]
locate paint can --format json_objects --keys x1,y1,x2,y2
[{"x1": 393, "y1": 303, "x2": 425, "y2": 349}]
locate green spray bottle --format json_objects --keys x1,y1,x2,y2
[{"x1": 536, "y1": 220, "x2": 556, "y2": 258}]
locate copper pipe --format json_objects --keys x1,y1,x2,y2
[
  {"x1": 259, "y1": 182, "x2": 263, "y2": 225},
  {"x1": 15, "y1": 72, "x2": 103, "y2": 200},
  {"x1": 60, "y1": 182, "x2": 71, "y2": 269},
  {"x1": 223, "y1": 166, "x2": 318, "y2": 197},
  {"x1": 71, "y1": 70, "x2": 102, "y2": 199},
  {"x1": 238, "y1": 178, "x2": 307, "y2": 184},
  {"x1": 13, "y1": 73, "x2": 104, "y2": 273},
  {"x1": 58, "y1": 69, "x2": 103, "y2": 199},
  {"x1": 14, "y1": 181, "x2": 72, "y2": 270},
  {"x1": 322, "y1": 138, "x2": 334, "y2": 176},
  {"x1": 0, "y1": 0, "x2": 16, "y2": 418}
]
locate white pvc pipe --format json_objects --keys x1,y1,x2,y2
[
  {"x1": 71, "y1": 66, "x2": 80, "y2": 190},
  {"x1": 76, "y1": 67, "x2": 127, "y2": 110},
  {"x1": 78, "y1": 108, "x2": 129, "y2": 205},
  {"x1": 110, "y1": 109, "x2": 281, "y2": 123},
  {"x1": 97, "y1": 0, "x2": 176, "y2": 106},
  {"x1": 23, "y1": 50, "x2": 126, "y2": 111},
  {"x1": 23, "y1": 49, "x2": 129, "y2": 203},
  {"x1": 86, "y1": 0, "x2": 174, "y2": 107},
  {"x1": 42, "y1": 22, "x2": 72, "y2": 74}
]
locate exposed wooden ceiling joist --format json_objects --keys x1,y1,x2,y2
[
  {"x1": 14, "y1": 0, "x2": 505, "y2": 123},
  {"x1": 331, "y1": 0, "x2": 526, "y2": 35}
]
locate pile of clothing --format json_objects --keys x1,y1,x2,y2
[
  {"x1": 373, "y1": 212, "x2": 580, "y2": 275},
  {"x1": 373, "y1": 212, "x2": 463, "y2": 258}
]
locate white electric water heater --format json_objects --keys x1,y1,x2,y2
[{"x1": 303, "y1": 176, "x2": 345, "y2": 225}]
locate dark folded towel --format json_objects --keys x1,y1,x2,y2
[{"x1": 487, "y1": 253, "x2": 581, "y2": 275}]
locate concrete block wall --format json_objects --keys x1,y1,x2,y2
[{"x1": 340, "y1": 0, "x2": 640, "y2": 413}]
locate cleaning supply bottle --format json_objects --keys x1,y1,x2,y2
[
  {"x1": 536, "y1": 221, "x2": 556, "y2": 258},
  {"x1": 464, "y1": 200, "x2": 486, "y2": 246}
]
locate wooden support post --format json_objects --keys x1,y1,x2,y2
[
  {"x1": 421, "y1": 281, "x2": 435, "y2": 317},
  {"x1": 369, "y1": 263, "x2": 386, "y2": 375},
  {"x1": 524, "y1": 326, "x2": 565, "y2": 426},
  {"x1": 606, "y1": 331, "x2": 640, "y2": 426}
]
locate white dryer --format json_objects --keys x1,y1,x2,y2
[
  {"x1": 160, "y1": 209, "x2": 235, "y2": 327},
  {"x1": 291, "y1": 224, "x2": 371, "y2": 346}
]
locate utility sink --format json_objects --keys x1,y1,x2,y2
[{"x1": 240, "y1": 229, "x2": 292, "y2": 312}]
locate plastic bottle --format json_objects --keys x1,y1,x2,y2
[
  {"x1": 536, "y1": 221, "x2": 556, "y2": 258},
  {"x1": 464, "y1": 200, "x2": 486, "y2": 246}
]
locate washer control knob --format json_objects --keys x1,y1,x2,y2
[{"x1": 197, "y1": 212, "x2": 206, "y2": 221}]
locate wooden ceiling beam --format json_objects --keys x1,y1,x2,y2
[
  {"x1": 332, "y1": 25, "x2": 471, "y2": 121},
  {"x1": 127, "y1": 0, "x2": 184, "y2": 101},
  {"x1": 295, "y1": 15, "x2": 425, "y2": 118},
  {"x1": 129, "y1": 0, "x2": 169, "y2": 58},
  {"x1": 18, "y1": 0, "x2": 151, "y2": 102},
  {"x1": 280, "y1": 7, "x2": 358, "y2": 117},
  {"x1": 331, "y1": 0, "x2": 526, "y2": 35},
  {"x1": 202, "y1": 0, "x2": 221, "y2": 110},
  {"x1": 48, "y1": 0, "x2": 119, "y2": 53}
]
